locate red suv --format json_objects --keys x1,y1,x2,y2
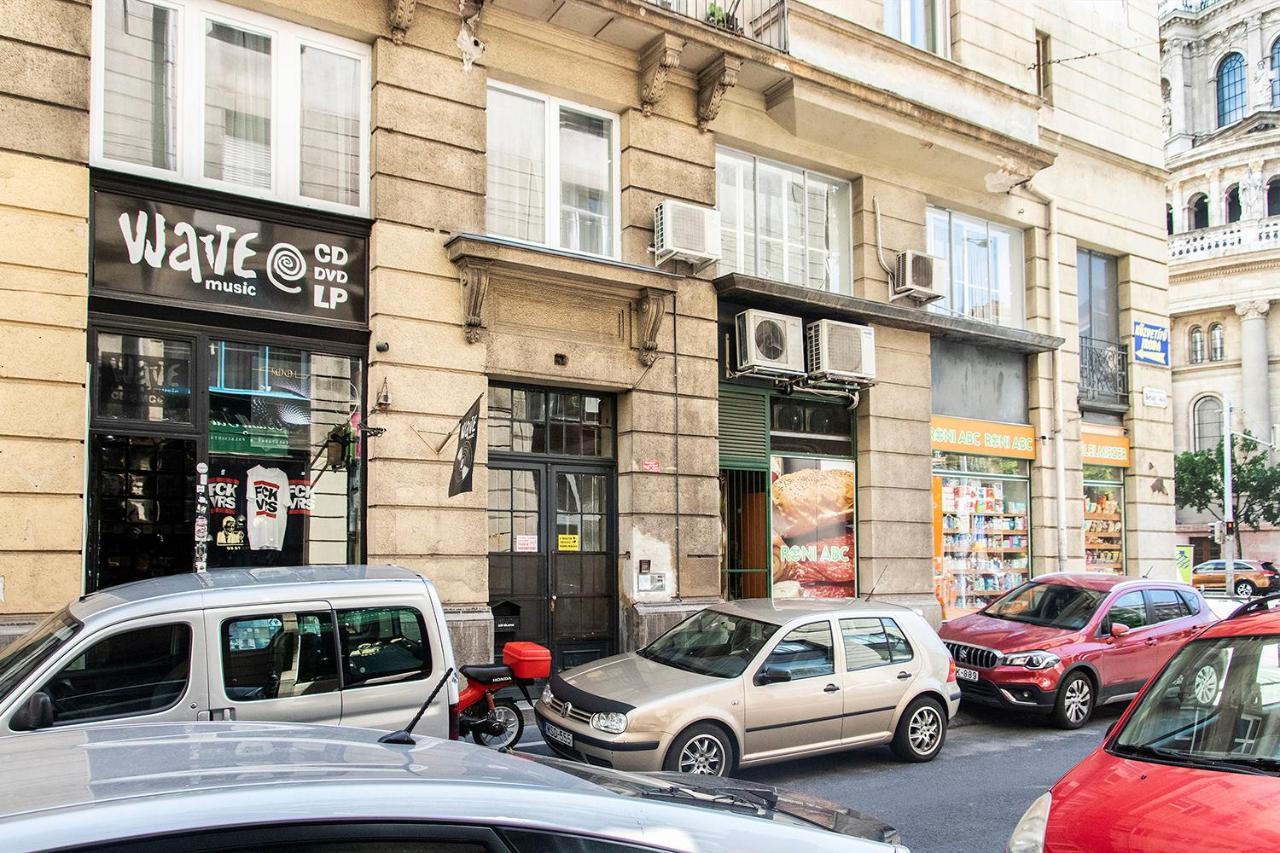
[
  {"x1": 939, "y1": 574, "x2": 1216, "y2": 729},
  {"x1": 1008, "y1": 595, "x2": 1280, "y2": 852}
]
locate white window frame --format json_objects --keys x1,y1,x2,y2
[
  {"x1": 89, "y1": 0, "x2": 371, "y2": 216},
  {"x1": 485, "y1": 80, "x2": 622, "y2": 261},
  {"x1": 927, "y1": 206, "x2": 1025, "y2": 329},
  {"x1": 883, "y1": 0, "x2": 951, "y2": 58},
  {"x1": 715, "y1": 147, "x2": 853, "y2": 295}
]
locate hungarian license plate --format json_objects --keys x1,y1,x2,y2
[
  {"x1": 543, "y1": 721, "x2": 574, "y2": 748},
  {"x1": 956, "y1": 667, "x2": 979, "y2": 683}
]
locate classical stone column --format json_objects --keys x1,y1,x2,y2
[{"x1": 1236, "y1": 300, "x2": 1273, "y2": 441}]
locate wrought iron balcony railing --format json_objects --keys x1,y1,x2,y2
[
  {"x1": 1079, "y1": 337, "x2": 1129, "y2": 410},
  {"x1": 643, "y1": 0, "x2": 788, "y2": 52}
]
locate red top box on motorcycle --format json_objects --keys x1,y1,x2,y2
[{"x1": 502, "y1": 642, "x2": 551, "y2": 680}]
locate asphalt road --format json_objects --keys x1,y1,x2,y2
[{"x1": 516, "y1": 702, "x2": 1126, "y2": 853}]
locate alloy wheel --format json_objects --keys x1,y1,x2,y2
[
  {"x1": 1192, "y1": 664, "x2": 1219, "y2": 705},
  {"x1": 678, "y1": 733, "x2": 726, "y2": 775},
  {"x1": 1236, "y1": 582, "x2": 1254, "y2": 598},
  {"x1": 908, "y1": 705, "x2": 943, "y2": 756},
  {"x1": 477, "y1": 704, "x2": 521, "y2": 749},
  {"x1": 1064, "y1": 677, "x2": 1092, "y2": 725}
]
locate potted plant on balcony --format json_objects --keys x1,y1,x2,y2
[{"x1": 705, "y1": 2, "x2": 739, "y2": 32}]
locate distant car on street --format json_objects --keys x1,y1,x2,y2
[
  {"x1": 940, "y1": 573, "x2": 1216, "y2": 729},
  {"x1": 0, "y1": 722, "x2": 908, "y2": 852},
  {"x1": 1190, "y1": 559, "x2": 1280, "y2": 598},
  {"x1": 535, "y1": 599, "x2": 960, "y2": 776},
  {"x1": 1009, "y1": 594, "x2": 1280, "y2": 853}
]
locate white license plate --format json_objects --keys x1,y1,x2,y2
[
  {"x1": 956, "y1": 667, "x2": 979, "y2": 683},
  {"x1": 543, "y1": 721, "x2": 574, "y2": 748}
]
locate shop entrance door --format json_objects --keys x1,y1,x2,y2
[{"x1": 488, "y1": 461, "x2": 615, "y2": 672}]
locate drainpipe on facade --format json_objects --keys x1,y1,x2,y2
[{"x1": 1018, "y1": 181, "x2": 1071, "y2": 573}]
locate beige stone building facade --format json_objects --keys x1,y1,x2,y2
[
  {"x1": 1162, "y1": 0, "x2": 1280, "y2": 565},
  {"x1": 0, "y1": 0, "x2": 1173, "y2": 659}
]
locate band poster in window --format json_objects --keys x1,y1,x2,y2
[
  {"x1": 770, "y1": 456, "x2": 856, "y2": 598},
  {"x1": 205, "y1": 455, "x2": 310, "y2": 567}
]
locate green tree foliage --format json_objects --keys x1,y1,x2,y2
[{"x1": 1175, "y1": 434, "x2": 1280, "y2": 552}]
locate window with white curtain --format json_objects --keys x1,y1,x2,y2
[
  {"x1": 485, "y1": 83, "x2": 617, "y2": 257},
  {"x1": 715, "y1": 149, "x2": 851, "y2": 294},
  {"x1": 884, "y1": 0, "x2": 945, "y2": 54},
  {"x1": 92, "y1": 0, "x2": 370, "y2": 214},
  {"x1": 1193, "y1": 395, "x2": 1223, "y2": 451},
  {"x1": 927, "y1": 207, "x2": 1025, "y2": 328}
]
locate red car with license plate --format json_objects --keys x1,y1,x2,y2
[
  {"x1": 1008, "y1": 595, "x2": 1280, "y2": 853},
  {"x1": 939, "y1": 574, "x2": 1216, "y2": 729}
]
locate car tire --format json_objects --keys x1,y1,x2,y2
[
  {"x1": 1235, "y1": 580, "x2": 1257, "y2": 598},
  {"x1": 1051, "y1": 671, "x2": 1095, "y2": 730},
  {"x1": 472, "y1": 698, "x2": 523, "y2": 750},
  {"x1": 890, "y1": 696, "x2": 947, "y2": 762},
  {"x1": 664, "y1": 723, "x2": 735, "y2": 776}
]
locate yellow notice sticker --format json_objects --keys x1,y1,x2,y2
[{"x1": 557, "y1": 534, "x2": 580, "y2": 552}]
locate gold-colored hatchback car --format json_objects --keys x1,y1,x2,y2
[{"x1": 534, "y1": 599, "x2": 961, "y2": 776}]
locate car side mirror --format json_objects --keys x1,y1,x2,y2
[
  {"x1": 10, "y1": 691, "x2": 54, "y2": 732},
  {"x1": 1110, "y1": 623, "x2": 1130, "y2": 638},
  {"x1": 756, "y1": 665, "x2": 792, "y2": 685}
]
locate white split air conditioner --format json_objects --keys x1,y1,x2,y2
[
  {"x1": 892, "y1": 250, "x2": 946, "y2": 303},
  {"x1": 735, "y1": 309, "x2": 804, "y2": 376},
  {"x1": 806, "y1": 319, "x2": 876, "y2": 384},
  {"x1": 654, "y1": 199, "x2": 721, "y2": 268}
]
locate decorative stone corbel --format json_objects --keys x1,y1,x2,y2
[
  {"x1": 459, "y1": 260, "x2": 491, "y2": 344},
  {"x1": 697, "y1": 55, "x2": 742, "y2": 132},
  {"x1": 389, "y1": 0, "x2": 416, "y2": 45},
  {"x1": 639, "y1": 34, "x2": 685, "y2": 118},
  {"x1": 635, "y1": 289, "x2": 667, "y2": 366}
]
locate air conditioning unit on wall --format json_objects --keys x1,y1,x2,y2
[
  {"x1": 892, "y1": 250, "x2": 946, "y2": 303},
  {"x1": 807, "y1": 319, "x2": 876, "y2": 384},
  {"x1": 735, "y1": 309, "x2": 804, "y2": 376},
  {"x1": 654, "y1": 199, "x2": 721, "y2": 268}
]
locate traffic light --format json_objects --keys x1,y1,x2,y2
[{"x1": 1211, "y1": 521, "x2": 1225, "y2": 544}]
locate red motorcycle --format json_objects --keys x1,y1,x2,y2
[{"x1": 455, "y1": 641, "x2": 551, "y2": 750}]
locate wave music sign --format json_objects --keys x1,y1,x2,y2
[{"x1": 92, "y1": 188, "x2": 367, "y2": 328}]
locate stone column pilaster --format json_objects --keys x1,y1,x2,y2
[
  {"x1": 1236, "y1": 300, "x2": 1273, "y2": 441},
  {"x1": 1209, "y1": 169, "x2": 1223, "y2": 226}
]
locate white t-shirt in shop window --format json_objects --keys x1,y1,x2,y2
[{"x1": 246, "y1": 465, "x2": 290, "y2": 551}]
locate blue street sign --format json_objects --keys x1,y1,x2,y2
[{"x1": 1132, "y1": 321, "x2": 1170, "y2": 367}]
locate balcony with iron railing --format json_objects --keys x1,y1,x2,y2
[
  {"x1": 1168, "y1": 217, "x2": 1280, "y2": 263},
  {"x1": 1079, "y1": 337, "x2": 1130, "y2": 411},
  {"x1": 643, "y1": 0, "x2": 788, "y2": 51}
]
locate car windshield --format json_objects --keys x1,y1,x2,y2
[
  {"x1": 1113, "y1": 635, "x2": 1280, "y2": 776},
  {"x1": 982, "y1": 582, "x2": 1105, "y2": 630},
  {"x1": 0, "y1": 608, "x2": 80, "y2": 700},
  {"x1": 638, "y1": 609, "x2": 780, "y2": 678}
]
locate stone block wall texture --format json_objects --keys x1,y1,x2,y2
[{"x1": 0, "y1": 0, "x2": 90, "y2": 620}]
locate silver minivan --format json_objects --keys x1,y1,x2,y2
[{"x1": 0, "y1": 565, "x2": 457, "y2": 736}]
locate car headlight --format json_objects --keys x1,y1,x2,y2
[
  {"x1": 590, "y1": 712, "x2": 627, "y2": 734},
  {"x1": 1007, "y1": 791, "x2": 1051, "y2": 853},
  {"x1": 540, "y1": 684, "x2": 553, "y2": 704},
  {"x1": 1004, "y1": 651, "x2": 1061, "y2": 670}
]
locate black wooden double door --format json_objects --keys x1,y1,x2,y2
[{"x1": 488, "y1": 461, "x2": 616, "y2": 672}]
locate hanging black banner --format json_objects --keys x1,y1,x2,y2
[{"x1": 448, "y1": 395, "x2": 483, "y2": 497}]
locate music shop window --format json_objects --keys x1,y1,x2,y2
[
  {"x1": 719, "y1": 388, "x2": 857, "y2": 601},
  {"x1": 89, "y1": 329, "x2": 364, "y2": 592}
]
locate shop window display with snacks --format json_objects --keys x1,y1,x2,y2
[{"x1": 1084, "y1": 465, "x2": 1125, "y2": 574}]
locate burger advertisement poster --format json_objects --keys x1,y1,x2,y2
[{"x1": 770, "y1": 457, "x2": 857, "y2": 598}]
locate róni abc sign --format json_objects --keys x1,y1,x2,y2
[{"x1": 92, "y1": 189, "x2": 367, "y2": 327}]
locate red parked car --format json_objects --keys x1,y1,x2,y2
[
  {"x1": 939, "y1": 574, "x2": 1216, "y2": 729},
  {"x1": 1008, "y1": 595, "x2": 1280, "y2": 853}
]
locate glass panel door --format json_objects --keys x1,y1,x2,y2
[
  {"x1": 488, "y1": 466, "x2": 546, "y2": 657},
  {"x1": 552, "y1": 468, "x2": 613, "y2": 671}
]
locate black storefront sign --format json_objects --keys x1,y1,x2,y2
[
  {"x1": 448, "y1": 395, "x2": 483, "y2": 497},
  {"x1": 92, "y1": 188, "x2": 367, "y2": 328}
]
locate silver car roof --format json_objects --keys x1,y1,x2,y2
[
  {"x1": 712, "y1": 597, "x2": 914, "y2": 624},
  {"x1": 66, "y1": 565, "x2": 432, "y2": 625},
  {"x1": 0, "y1": 723, "x2": 890, "y2": 852}
]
